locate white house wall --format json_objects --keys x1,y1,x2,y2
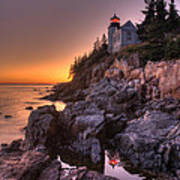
[
  {"x1": 112, "y1": 29, "x2": 121, "y2": 53},
  {"x1": 108, "y1": 20, "x2": 140, "y2": 53},
  {"x1": 121, "y1": 22, "x2": 139, "y2": 47}
]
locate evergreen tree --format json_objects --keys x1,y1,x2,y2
[
  {"x1": 145, "y1": 0, "x2": 168, "y2": 43},
  {"x1": 136, "y1": 0, "x2": 180, "y2": 62},
  {"x1": 167, "y1": 0, "x2": 179, "y2": 32},
  {"x1": 93, "y1": 37, "x2": 100, "y2": 52},
  {"x1": 137, "y1": 0, "x2": 168, "y2": 61},
  {"x1": 156, "y1": 0, "x2": 168, "y2": 23},
  {"x1": 143, "y1": 0, "x2": 156, "y2": 24},
  {"x1": 101, "y1": 34, "x2": 108, "y2": 50},
  {"x1": 137, "y1": 0, "x2": 156, "y2": 41}
]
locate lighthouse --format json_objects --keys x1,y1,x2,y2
[
  {"x1": 108, "y1": 14, "x2": 140, "y2": 53},
  {"x1": 108, "y1": 14, "x2": 121, "y2": 53}
]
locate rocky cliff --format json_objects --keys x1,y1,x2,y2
[
  {"x1": 47, "y1": 55, "x2": 180, "y2": 103},
  {"x1": 105, "y1": 58, "x2": 180, "y2": 100},
  {"x1": 1, "y1": 56, "x2": 180, "y2": 179}
]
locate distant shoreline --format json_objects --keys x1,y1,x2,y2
[{"x1": 0, "y1": 83, "x2": 54, "y2": 86}]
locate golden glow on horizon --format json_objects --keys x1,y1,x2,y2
[
  {"x1": 0, "y1": 43, "x2": 92, "y2": 84},
  {"x1": 0, "y1": 60, "x2": 71, "y2": 84}
]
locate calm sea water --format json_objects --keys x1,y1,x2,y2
[
  {"x1": 0, "y1": 85, "x2": 65, "y2": 144},
  {"x1": 0, "y1": 85, "x2": 145, "y2": 180}
]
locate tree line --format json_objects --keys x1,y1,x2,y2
[
  {"x1": 137, "y1": 0, "x2": 180, "y2": 61},
  {"x1": 69, "y1": 34, "x2": 108, "y2": 79}
]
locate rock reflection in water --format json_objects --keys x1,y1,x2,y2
[
  {"x1": 57, "y1": 149, "x2": 105, "y2": 173},
  {"x1": 104, "y1": 151, "x2": 145, "y2": 180},
  {"x1": 57, "y1": 149, "x2": 148, "y2": 180}
]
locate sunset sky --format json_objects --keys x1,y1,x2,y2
[{"x1": 0, "y1": 0, "x2": 179, "y2": 84}]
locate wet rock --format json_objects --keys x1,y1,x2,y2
[
  {"x1": 79, "y1": 170, "x2": 119, "y2": 180},
  {"x1": 25, "y1": 102, "x2": 105, "y2": 163},
  {"x1": 85, "y1": 78, "x2": 141, "y2": 118},
  {"x1": 17, "y1": 151, "x2": 50, "y2": 180},
  {"x1": 75, "y1": 114, "x2": 104, "y2": 128},
  {"x1": 4, "y1": 115, "x2": 12, "y2": 119},
  {"x1": 72, "y1": 138, "x2": 102, "y2": 164},
  {"x1": 164, "y1": 103, "x2": 177, "y2": 112},
  {"x1": 25, "y1": 106, "x2": 34, "y2": 110},
  {"x1": 63, "y1": 101, "x2": 105, "y2": 136},
  {"x1": 1, "y1": 143, "x2": 8, "y2": 150},
  {"x1": 0, "y1": 143, "x2": 114, "y2": 180},
  {"x1": 176, "y1": 110, "x2": 180, "y2": 119},
  {"x1": 100, "y1": 114, "x2": 127, "y2": 139},
  {"x1": 0, "y1": 147, "x2": 51, "y2": 180},
  {"x1": 1, "y1": 143, "x2": 8, "y2": 147},
  {"x1": 35, "y1": 144, "x2": 47, "y2": 153},
  {"x1": 91, "y1": 138, "x2": 102, "y2": 164},
  {"x1": 33, "y1": 88, "x2": 38, "y2": 91},
  {"x1": 8, "y1": 139, "x2": 24, "y2": 152},
  {"x1": 72, "y1": 114, "x2": 104, "y2": 138},
  {"x1": 39, "y1": 160, "x2": 61, "y2": 180},
  {"x1": 25, "y1": 101, "x2": 41, "y2": 105},
  {"x1": 1, "y1": 139, "x2": 24, "y2": 153},
  {"x1": 25, "y1": 105, "x2": 59, "y2": 150},
  {"x1": 114, "y1": 110, "x2": 180, "y2": 174}
]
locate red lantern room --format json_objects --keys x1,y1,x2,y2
[
  {"x1": 110, "y1": 14, "x2": 120, "y2": 23},
  {"x1": 109, "y1": 13, "x2": 120, "y2": 29}
]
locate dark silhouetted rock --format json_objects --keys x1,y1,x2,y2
[
  {"x1": 4, "y1": 115, "x2": 12, "y2": 119},
  {"x1": 25, "y1": 106, "x2": 34, "y2": 110},
  {"x1": 0, "y1": 145, "x2": 51, "y2": 180},
  {"x1": 38, "y1": 160, "x2": 61, "y2": 180},
  {"x1": 25, "y1": 105, "x2": 59, "y2": 150}
]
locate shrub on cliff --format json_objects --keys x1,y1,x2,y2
[
  {"x1": 116, "y1": 43, "x2": 164, "y2": 66},
  {"x1": 165, "y1": 35, "x2": 180, "y2": 59},
  {"x1": 117, "y1": 34, "x2": 180, "y2": 66}
]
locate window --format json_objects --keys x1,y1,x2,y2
[{"x1": 126, "y1": 30, "x2": 132, "y2": 41}]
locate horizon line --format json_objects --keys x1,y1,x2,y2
[{"x1": 0, "y1": 82, "x2": 56, "y2": 85}]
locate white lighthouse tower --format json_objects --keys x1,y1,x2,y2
[{"x1": 108, "y1": 14, "x2": 121, "y2": 53}]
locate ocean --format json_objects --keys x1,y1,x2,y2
[{"x1": 0, "y1": 84, "x2": 65, "y2": 144}]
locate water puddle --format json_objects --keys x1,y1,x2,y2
[
  {"x1": 104, "y1": 151, "x2": 145, "y2": 180},
  {"x1": 57, "y1": 149, "x2": 147, "y2": 180},
  {"x1": 53, "y1": 101, "x2": 66, "y2": 111}
]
